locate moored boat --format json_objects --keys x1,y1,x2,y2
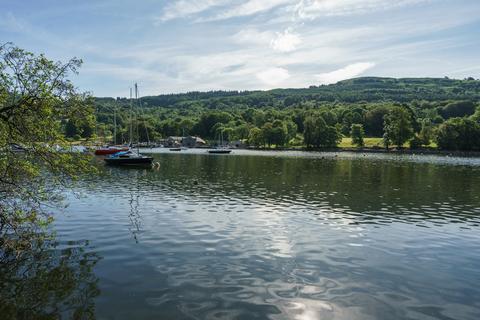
[
  {"x1": 95, "y1": 146, "x2": 129, "y2": 155},
  {"x1": 207, "y1": 131, "x2": 231, "y2": 154},
  {"x1": 207, "y1": 148, "x2": 231, "y2": 154},
  {"x1": 104, "y1": 84, "x2": 154, "y2": 166},
  {"x1": 104, "y1": 150, "x2": 153, "y2": 166}
]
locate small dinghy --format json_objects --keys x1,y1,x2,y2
[
  {"x1": 104, "y1": 150, "x2": 153, "y2": 166},
  {"x1": 207, "y1": 148, "x2": 232, "y2": 154}
]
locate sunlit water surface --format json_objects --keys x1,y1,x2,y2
[{"x1": 49, "y1": 150, "x2": 480, "y2": 319}]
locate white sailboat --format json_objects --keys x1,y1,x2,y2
[
  {"x1": 105, "y1": 83, "x2": 153, "y2": 166},
  {"x1": 208, "y1": 130, "x2": 231, "y2": 154}
]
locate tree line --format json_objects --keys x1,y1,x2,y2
[{"x1": 85, "y1": 95, "x2": 480, "y2": 151}]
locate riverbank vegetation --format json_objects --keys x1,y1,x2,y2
[
  {"x1": 0, "y1": 44, "x2": 100, "y2": 318},
  {"x1": 87, "y1": 78, "x2": 480, "y2": 151},
  {"x1": 0, "y1": 43, "x2": 94, "y2": 252}
]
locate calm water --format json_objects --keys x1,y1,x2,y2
[{"x1": 9, "y1": 150, "x2": 480, "y2": 319}]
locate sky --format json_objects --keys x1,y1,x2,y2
[{"x1": 1, "y1": 0, "x2": 480, "y2": 97}]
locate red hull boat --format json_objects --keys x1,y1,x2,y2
[{"x1": 94, "y1": 146, "x2": 129, "y2": 155}]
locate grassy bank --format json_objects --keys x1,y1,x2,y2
[{"x1": 338, "y1": 137, "x2": 438, "y2": 149}]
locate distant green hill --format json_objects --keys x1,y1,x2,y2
[
  {"x1": 97, "y1": 77, "x2": 480, "y2": 108},
  {"x1": 89, "y1": 77, "x2": 480, "y2": 151}
]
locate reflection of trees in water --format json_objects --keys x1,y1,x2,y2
[
  {"x1": 129, "y1": 185, "x2": 142, "y2": 244},
  {"x1": 0, "y1": 230, "x2": 100, "y2": 319},
  {"x1": 79, "y1": 167, "x2": 146, "y2": 243},
  {"x1": 146, "y1": 155, "x2": 480, "y2": 206},
  {"x1": 126, "y1": 169, "x2": 145, "y2": 244},
  {"x1": 85, "y1": 154, "x2": 480, "y2": 224}
]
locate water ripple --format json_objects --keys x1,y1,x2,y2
[{"x1": 48, "y1": 151, "x2": 480, "y2": 319}]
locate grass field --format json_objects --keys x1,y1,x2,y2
[
  {"x1": 339, "y1": 137, "x2": 437, "y2": 149},
  {"x1": 339, "y1": 137, "x2": 384, "y2": 148}
]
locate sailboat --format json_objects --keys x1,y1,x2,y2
[
  {"x1": 104, "y1": 149, "x2": 153, "y2": 165},
  {"x1": 105, "y1": 84, "x2": 153, "y2": 166},
  {"x1": 95, "y1": 107, "x2": 130, "y2": 155},
  {"x1": 208, "y1": 130, "x2": 231, "y2": 154}
]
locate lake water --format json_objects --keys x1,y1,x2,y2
[{"x1": 10, "y1": 150, "x2": 480, "y2": 319}]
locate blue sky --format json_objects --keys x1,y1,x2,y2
[{"x1": 1, "y1": 0, "x2": 479, "y2": 97}]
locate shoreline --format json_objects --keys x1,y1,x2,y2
[
  {"x1": 239, "y1": 147, "x2": 480, "y2": 158},
  {"x1": 82, "y1": 141, "x2": 480, "y2": 158},
  {"x1": 77, "y1": 140, "x2": 480, "y2": 158},
  {"x1": 137, "y1": 145, "x2": 480, "y2": 158}
]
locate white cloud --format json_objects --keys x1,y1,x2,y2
[
  {"x1": 178, "y1": 51, "x2": 254, "y2": 77},
  {"x1": 214, "y1": 0, "x2": 292, "y2": 20},
  {"x1": 232, "y1": 28, "x2": 274, "y2": 45},
  {"x1": 232, "y1": 28, "x2": 301, "y2": 53},
  {"x1": 158, "y1": 0, "x2": 430, "y2": 22},
  {"x1": 315, "y1": 62, "x2": 375, "y2": 84},
  {"x1": 256, "y1": 67, "x2": 290, "y2": 85},
  {"x1": 158, "y1": 0, "x2": 229, "y2": 22},
  {"x1": 295, "y1": 0, "x2": 428, "y2": 19},
  {"x1": 3, "y1": 0, "x2": 478, "y2": 96},
  {"x1": 270, "y1": 29, "x2": 301, "y2": 52}
]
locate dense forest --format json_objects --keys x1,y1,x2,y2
[{"x1": 69, "y1": 77, "x2": 480, "y2": 151}]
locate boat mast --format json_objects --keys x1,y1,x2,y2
[
  {"x1": 135, "y1": 84, "x2": 150, "y2": 146},
  {"x1": 129, "y1": 87, "x2": 133, "y2": 147},
  {"x1": 135, "y1": 83, "x2": 139, "y2": 154},
  {"x1": 94, "y1": 105, "x2": 98, "y2": 144},
  {"x1": 113, "y1": 106, "x2": 117, "y2": 145}
]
